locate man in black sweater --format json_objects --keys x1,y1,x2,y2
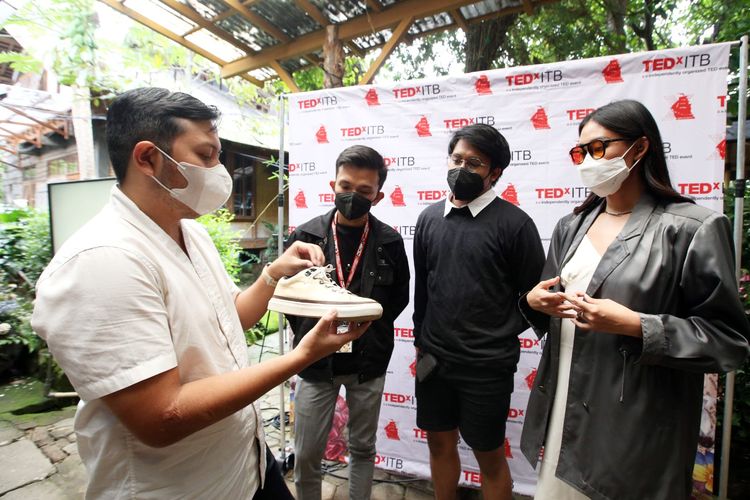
[
  {"x1": 286, "y1": 145, "x2": 410, "y2": 500},
  {"x1": 413, "y1": 124, "x2": 545, "y2": 500}
]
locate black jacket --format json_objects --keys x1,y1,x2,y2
[
  {"x1": 520, "y1": 193, "x2": 750, "y2": 500},
  {"x1": 286, "y1": 209, "x2": 410, "y2": 382}
]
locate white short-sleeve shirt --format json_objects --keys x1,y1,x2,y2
[{"x1": 32, "y1": 187, "x2": 265, "y2": 499}]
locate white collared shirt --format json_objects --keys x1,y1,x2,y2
[
  {"x1": 32, "y1": 187, "x2": 265, "y2": 499},
  {"x1": 443, "y1": 187, "x2": 498, "y2": 217}
]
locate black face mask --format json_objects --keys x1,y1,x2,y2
[
  {"x1": 335, "y1": 192, "x2": 372, "y2": 220},
  {"x1": 447, "y1": 168, "x2": 488, "y2": 201}
]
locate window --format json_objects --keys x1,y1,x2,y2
[
  {"x1": 223, "y1": 150, "x2": 256, "y2": 220},
  {"x1": 48, "y1": 153, "x2": 79, "y2": 178}
]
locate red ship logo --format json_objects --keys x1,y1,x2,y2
[
  {"x1": 602, "y1": 59, "x2": 623, "y2": 83},
  {"x1": 391, "y1": 186, "x2": 406, "y2": 207},
  {"x1": 475, "y1": 74, "x2": 492, "y2": 95},
  {"x1": 525, "y1": 368, "x2": 537, "y2": 390},
  {"x1": 671, "y1": 94, "x2": 695, "y2": 120},
  {"x1": 408, "y1": 358, "x2": 417, "y2": 377},
  {"x1": 365, "y1": 88, "x2": 380, "y2": 106},
  {"x1": 504, "y1": 438, "x2": 513, "y2": 458},
  {"x1": 385, "y1": 420, "x2": 400, "y2": 440},
  {"x1": 531, "y1": 107, "x2": 551, "y2": 129},
  {"x1": 315, "y1": 125, "x2": 329, "y2": 143},
  {"x1": 415, "y1": 116, "x2": 432, "y2": 137},
  {"x1": 716, "y1": 139, "x2": 726, "y2": 160},
  {"x1": 294, "y1": 190, "x2": 308, "y2": 209},
  {"x1": 500, "y1": 183, "x2": 520, "y2": 206}
]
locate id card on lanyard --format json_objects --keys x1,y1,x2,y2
[{"x1": 331, "y1": 215, "x2": 370, "y2": 353}]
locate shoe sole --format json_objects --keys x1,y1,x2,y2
[{"x1": 268, "y1": 297, "x2": 383, "y2": 321}]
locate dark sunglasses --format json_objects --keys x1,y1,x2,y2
[{"x1": 569, "y1": 138, "x2": 630, "y2": 165}]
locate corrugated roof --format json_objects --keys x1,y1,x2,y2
[{"x1": 100, "y1": 0, "x2": 561, "y2": 89}]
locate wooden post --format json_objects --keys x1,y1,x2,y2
[{"x1": 323, "y1": 25, "x2": 344, "y2": 88}]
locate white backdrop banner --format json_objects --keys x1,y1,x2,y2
[{"x1": 287, "y1": 43, "x2": 731, "y2": 496}]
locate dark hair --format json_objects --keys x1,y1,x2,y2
[
  {"x1": 574, "y1": 99, "x2": 692, "y2": 214},
  {"x1": 335, "y1": 145, "x2": 388, "y2": 190},
  {"x1": 106, "y1": 87, "x2": 220, "y2": 183},
  {"x1": 448, "y1": 124, "x2": 510, "y2": 186}
]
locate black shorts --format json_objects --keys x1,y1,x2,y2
[{"x1": 415, "y1": 359, "x2": 514, "y2": 452}]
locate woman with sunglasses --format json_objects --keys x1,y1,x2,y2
[{"x1": 519, "y1": 99, "x2": 749, "y2": 500}]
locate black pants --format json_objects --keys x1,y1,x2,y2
[{"x1": 252, "y1": 447, "x2": 294, "y2": 500}]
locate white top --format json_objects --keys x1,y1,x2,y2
[
  {"x1": 535, "y1": 236, "x2": 601, "y2": 500},
  {"x1": 443, "y1": 187, "x2": 498, "y2": 217},
  {"x1": 32, "y1": 187, "x2": 265, "y2": 499}
]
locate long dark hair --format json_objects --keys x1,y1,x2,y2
[{"x1": 573, "y1": 99, "x2": 692, "y2": 215}]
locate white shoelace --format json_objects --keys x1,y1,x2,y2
[{"x1": 305, "y1": 265, "x2": 354, "y2": 295}]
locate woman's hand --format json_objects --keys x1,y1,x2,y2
[
  {"x1": 570, "y1": 292, "x2": 642, "y2": 337},
  {"x1": 526, "y1": 277, "x2": 578, "y2": 319}
]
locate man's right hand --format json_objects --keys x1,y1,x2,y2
[
  {"x1": 295, "y1": 310, "x2": 369, "y2": 362},
  {"x1": 267, "y1": 241, "x2": 325, "y2": 280}
]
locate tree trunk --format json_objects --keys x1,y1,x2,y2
[
  {"x1": 604, "y1": 0, "x2": 628, "y2": 53},
  {"x1": 71, "y1": 85, "x2": 96, "y2": 179},
  {"x1": 323, "y1": 25, "x2": 344, "y2": 88},
  {"x1": 464, "y1": 15, "x2": 518, "y2": 72}
]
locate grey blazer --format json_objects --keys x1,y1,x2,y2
[{"x1": 520, "y1": 192, "x2": 750, "y2": 500}]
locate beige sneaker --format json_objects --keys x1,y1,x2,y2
[{"x1": 268, "y1": 265, "x2": 383, "y2": 321}]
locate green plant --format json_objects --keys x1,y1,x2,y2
[{"x1": 197, "y1": 209, "x2": 243, "y2": 282}]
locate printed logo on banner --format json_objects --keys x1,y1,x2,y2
[
  {"x1": 500, "y1": 183, "x2": 520, "y2": 205},
  {"x1": 602, "y1": 59, "x2": 624, "y2": 83},
  {"x1": 390, "y1": 186, "x2": 407, "y2": 206},
  {"x1": 408, "y1": 358, "x2": 416, "y2": 377},
  {"x1": 315, "y1": 125, "x2": 329, "y2": 143},
  {"x1": 383, "y1": 155, "x2": 419, "y2": 171},
  {"x1": 525, "y1": 368, "x2": 538, "y2": 390},
  {"x1": 642, "y1": 53, "x2": 712, "y2": 73},
  {"x1": 520, "y1": 337, "x2": 542, "y2": 352},
  {"x1": 394, "y1": 326, "x2": 415, "y2": 342},
  {"x1": 475, "y1": 74, "x2": 492, "y2": 95},
  {"x1": 717, "y1": 95, "x2": 727, "y2": 111},
  {"x1": 505, "y1": 437, "x2": 514, "y2": 458},
  {"x1": 392, "y1": 225, "x2": 416, "y2": 240},
  {"x1": 383, "y1": 391, "x2": 415, "y2": 409},
  {"x1": 318, "y1": 192, "x2": 336, "y2": 206},
  {"x1": 297, "y1": 95, "x2": 338, "y2": 111},
  {"x1": 676, "y1": 182, "x2": 722, "y2": 200},
  {"x1": 463, "y1": 470, "x2": 483, "y2": 487},
  {"x1": 385, "y1": 420, "x2": 401, "y2": 440},
  {"x1": 340, "y1": 124, "x2": 393, "y2": 141},
  {"x1": 567, "y1": 108, "x2": 595, "y2": 124},
  {"x1": 288, "y1": 160, "x2": 319, "y2": 177},
  {"x1": 417, "y1": 188, "x2": 448, "y2": 205},
  {"x1": 444, "y1": 115, "x2": 495, "y2": 129},
  {"x1": 716, "y1": 139, "x2": 726, "y2": 160},
  {"x1": 508, "y1": 407, "x2": 525, "y2": 423},
  {"x1": 374, "y1": 454, "x2": 404, "y2": 470},
  {"x1": 415, "y1": 116, "x2": 432, "y2": 137},
  {"x1": 531, "y1": 107, "x2": 551, "y2": 129},
  {"x1": 671, "y1": 94, "x2": 695, "y2": 120},
  {"x1": 506, "y1": 69, "x2": 563, "y2": 88},
  {"x1": 393, "y1": 83, "x2": 441, "y2": 101},
  {"x1": 365, "y1": 88, "x2": 380, "y2": 106},
  {"x1": 294, "y1": 190, "x2": 308, "y2": 209},
  {"x1": 535, "y1": 185, "x2": 592, "y2": 206},
  {"x1": 412, "y1": 427, "x2": 428, "y2": 442}
]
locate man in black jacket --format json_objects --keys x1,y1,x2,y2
[
  {"x1": 286, "y1": 145, "x2": 410, "y2": 500},
  {"x1": 413, "y1": 124, "x2": 545, "y2": 500}
]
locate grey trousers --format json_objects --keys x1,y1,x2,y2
[{"x1": 293, "y1": 374, "x2": 386, "y2": 500}]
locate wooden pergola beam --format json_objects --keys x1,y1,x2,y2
[
  {"x1": 295, "y1": 0, "x2": 328, "y2": 26},
  {"x1": 100, "y1": 0, "x2": 228, "y2": 67},
  {"x1": 449, "y1": 9, "x2": 468, "y2": 31},
  {"x1": 365, "y1": 0, "x2": 382, "y2": 12},
  {"x1": 269, "y1": 60, "x2": 300, "y2": 92},
  {"x1": 158, "y1": 0, "x2": 254, "y2": 54},
  {"x1": 221, "y1": 0, "x2": 482, "y2": 78},
  {"x1": 361, "y1": 17, "x2": 412, "y2": 84},
  {"x1": 0, "y1": 144, "x2": 18, "y2": 157},
  {"x1": 222, "y1": 0, "x2": 290, "y2": 42},
  {"x1": 0, "y1": 103, "x2": 64, "y2": 135},
  {"x1": 345, "y1": 42, "x2": 364, "y2": 58}
]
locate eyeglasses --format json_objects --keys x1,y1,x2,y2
[
  {"x1": 569, "y1": 138, "x2": 630, "y2": 165},
  {"x1": 447, "y1": 154, "x2": 489, "y2": 172}
]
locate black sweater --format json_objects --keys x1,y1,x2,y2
[{"x1": 413, "y1": 197, "x2": 545, "y2": 369}]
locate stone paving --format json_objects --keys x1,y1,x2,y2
[{"x1": 0, "y1": 332, "x2": 532, "y2": 499}]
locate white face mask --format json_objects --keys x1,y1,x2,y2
[
  {"x1": 578, "y1": 142, "x2": 641, "y2": 197},
  {"x1": 151, "y1": 146, "x2": 232, "y2": 216}
]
